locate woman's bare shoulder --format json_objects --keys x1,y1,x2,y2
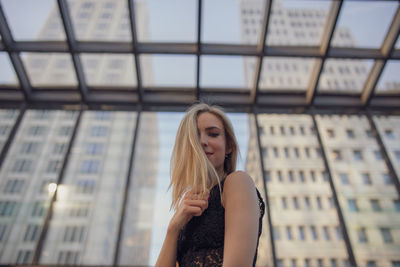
[{"x1": 222, "y1": 171, "x2": 256, "y2": 206}]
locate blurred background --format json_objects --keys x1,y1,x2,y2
[{"x1": 0, "y1": 0, "x2": 399, "y2": 266}]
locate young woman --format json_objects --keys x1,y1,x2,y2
[{"x1": 156, "y1": 103, "x2": 265, "y2": 267}]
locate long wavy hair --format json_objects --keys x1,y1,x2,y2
[{"x1": 169, "y1": 103, "x2": 238, "y2": 210}]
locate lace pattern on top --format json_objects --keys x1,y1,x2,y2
[{"x1": 177, "y1": 179, "x2": 265, "y2": 267}]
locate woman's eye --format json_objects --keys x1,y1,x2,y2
[{"x1": 209, "y1": 133, "x2": 219, "y2": 137}]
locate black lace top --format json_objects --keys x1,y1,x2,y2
[{"x1": 177, "y1": 178, "x2": 265, "y2": 267}]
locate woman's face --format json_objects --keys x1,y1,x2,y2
[{"x1": 197, "y1": 112, "x2": 230, "y2": 175}]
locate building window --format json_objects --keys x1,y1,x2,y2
[
  {"x1": 310, "y1": 171, "x2": 316, "y2": 182},
  {"x1": 299, "y1": 171, "x2": 305, "y2": 183},
  {"x1": 362, "y1": 173, "x2": 372, "y2": 185},
  {"x1": 3, "y1": 179, "x2": 24, "y2": 194},
  {"x1": 76, "y1": 180, "x2": 96, "y2": 194},
  {"x1": 32, "y1": 202, "x2": 46, "y2": 217},
  {"x1": 85, "y1": 143, "x2": 104, "y2": 155},
  {"x1": 316, "y1": 196, "x2": 323, "y2": 210},
  {"x1": 12, "y1": 159, "x2": 32, "y2": 173},
  {"x1": 310, "y1": 225, "x2": 318, "y2": 240},
  {"x1": 90, "y1": 126, "x2": 108, "y2": 137},
  {"x1": 318, "y1": 259, "x2": 324, "y2": 267},
  {"x1": 262, "y1": 147, "x2": 268, "y2": 158},
  {"x1": 277, "y1": 170, "x2": 283, "y2": 182},
  {"x1": 53, "y1": 143, "x2": 67, "y2": 155},
  {"x1": 385, "y1": 129, "x2": 395, "y2": 139},
  {"x1": 305, "y1": 147, "x2": 310, "y2": 158},
  {"x1": 348, "y1": 199, "x2": 358, "y2": 212},
  {"x1": 346, "y1": 129, "x2": 355, "y2": 138},
  {"x1": 392, "y1": 261, "x2": 400, "y2": 267},
  {"x1": 339, "y1": 173, "x2": 349, "y2": 185},
  {"x1": 58, "y1": 251, "x2": 79, "y2": 265},
  {"x1": 59, "y1": 126, "x2": 72, "y2": 137},
  {"x1": 63, "y1": 226, "x2": 85, "y2": 243},
  {"x1": 284, "y1": 147, "x2": 289, "y2": 158},
  {"x1": 273, "y1": 226, "x2": 280, "y2": 240},
  {"x1": 286, "y1": 226, "x2": 292, "y2": 240},
  {"x1": 293, "y1": 197, "x2": 300, "y2": 209},
  {"x1": 16, "y1": 250, "x2": 32, "y2": 264},
  {"x1": 80, "y1": 160, "x2": 100, "y2": 174},
  {"x1": 294, "y1": 147, "x2": 300, "y2": 158},
  {"x1": 374, "y1": 150, "x2": 383, "y2": 160},
  {"x1": 370, "y1": 199, "x2": 382, "y2": 212},
  {"x1": 0, "y1": 201, "x2": 19, "y2": 217},
  {"x1": 23, "y1": 224, "x2": 40, "y2": 242},
  {"x1": 280, "y1": 126, "x2": 285, "y2": 135},
  {"x1": 366, "y1": 261, "x2": 376, "y2": 267},
  {"x1": 299, "y1": 126, "x2": 305, "y2": 135},
  {"x1": 273, "y1": 147, "x2": 279, "y2": 157},
  {"x1": 299, "y1": 226, "x2": 305, "y2": 240},
  {"x1": 330, "y1": 259, "x2": 337, "y2": 267},
  {"x1": 28, "y1": 125, "x2": 47, "y2": 136},
  {"x1": 265, "y1": 171, "x2": 271, "y2": 182},
  {"x1": 353, "y1": 150, "x2": 363, "y2": 161},
  {"x1": 335, "y1": 226, "x2": 342, "y2": 240},
  {"x1": 0, "y1": 224, "x2": 8, "y2": 241},
  {"x1": 366, "y1": 129, "x2": 374, "y2": 138},
  {"x1": 323, "y1": 226, "x2": 330, "y2": 240},
  {"x1": 20, "y1": 142, "x2": 40, "y2": 154},
  {"x1": 395, "y1": 150, "x2": 400, "y2": 161},
  {"x1": 290, "y1": 126, "x2": 295, "y2": 135},
  {"x1": 333, "y1": 150, "x2": 342, "y2": 161},
  {"x1": 291, "y1": 259, "x2": 297, "y2": 267},
  {"x1": 357, "y1": 227, "x2": 368, "y2": 243},
  {"x1": 383, "y1": 173, "x2": 393, "y2": 185},
  {"x1": 305, "y1": 259, "x2": 310, "y2": 267},
  {"x1": 282, "y1": 197, "x2": 287, "y2": 209},
  {"x1": 46, "y1": 160, "x2": 61, "y2": 173},
  {"x1": 270, "y1": 126, "x2": 275, "y2": 135},
  {"x1": 95, "y1": 111, "x2": 111, "y2": 120},
  {"x1": 380, "y1": 228, "x2": 393, "y2": 243},
  {"x1": 327, "y1": 129, "x2": 335, "y2": 138},
  {"x1": 394, "y1": 199, "x2": 400, "y2": 212},
  {"x1": 289, "y1": 171, "x2": 295, "y2": 182},
  {"x1": 277, "y1": 260, "x2": 283, "y2": 267}
]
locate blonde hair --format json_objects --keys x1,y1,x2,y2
[{"x1": 169, "y1": 103, "x2": 238, "y2": 210}]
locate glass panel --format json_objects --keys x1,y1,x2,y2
[
  {"x1": 375, "y1": 61, "x2": 400, "y2": 94},
  {"x1": 0, "y1": 110, "x2": 78, "y2": 264},
  {"x1": 140, "y1": 55, "x2": 196, "y2": 87},
  {"x1": 0, "y1": 110, "x2": 19, "y2": 153},
  {"x1": 331, "y1": 1, "x2": 398, "y2": 48},
  {"x1": 316, "y1": 114, "x2": 400, "y2": 266},
  {"x1": 21, "y1": 53, "x2": 78, "y2": 87},
  {"x1": 67, "y1": 0, "x2": 131, "y2": 41},
  {"x1": 203, "y1": 0, "x2": 266, "y2": 44},
  {"x1": 396, "y1": 36, "x2": 400, "y2": 49},
  {"x1": 81, "y1": 53, "x2": 137, "y2": 87},
  {"x1": 40, "y1": 111, "x2": 137, "y2": 265},
  {"x1": 373, "y1": 116, "x2": 400, "y2": 181},
  {"x1": 266, "y1": 0, "x2": 331, "y2": 46},
  {"x1": 135, "y1": 0, "x2": 196, "y2": 43},
  {"x1": 247, "y1": 114, "x2": 272, "y2": 266},
  {"x1": 2, "y1": 0, "x2": 66, "y2": 41},
  {"x1": 0, "y1": 53, "x2": 18, "y2": 86},
  {"x1": 318, "y1": 59, "x2": 374, "y2": 94},
  {"x1": 259, "y1": 57, "x2": 317, "y2": 91},
  {"x1": 258, "y1": 114, "x2": 348, "y2": 264},
  {"x1": 201, "y1": 55, "x2": 256, "y2": 89}
]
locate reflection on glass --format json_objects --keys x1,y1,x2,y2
[
  {"x1": 266, "y1": 0, "x2": 331, "y2": 46},
  {"x1": 0, "y1": 110, "x2": 19, "y2": 153},
  {"x1": 375, "y1": 61, "x2": 400, "y2": 94},
  {"x1": 81, "y1": 53, "x2": 137, "y2": 87},
  {"x1": 203, "y1": 0, "x2": 265, "y2": 44},
  {"x1": 0, "y1": 110, "x2": 77, "y2": 264},
  {"x1": 331, "y1": 1, "x2": 398, "y2": 48},
  {"x1": 119, "y1": 112, "x2": 160, "y2": 265},
  {"x1": 2, "y1": 0, "x2": 66, "y2": 41},
  {"x1": 67, "y1": 0, "x2": 132, "y2": 41},
  {"x1": 201, "y1": 55, "x2": 256, "y2": 89},
  {"x1": 0, "y1": 53, "x2": 18, "y2": 86},
  {"x1": 40, "y1": 111, "x2": 136, "y2": 265},
  {"x1": 247, "y1": 114, "x2": 272, "y2": 267},
  {"x1": 316, "y1": 114, "x2": 400, "y2": 266},
  {"x1": 318, "y1": 59, "x2": 373, "y2": 93},
  {"x1": 258, "y1": 114, "x2": 348, "y2": 266},
  {"x1": 373, "y1": 116, "x2": 400, "y2": 181},
  {"x1": 140, "y1": 55, "x2": 196, "y2": 88},
  {"x1": 135, "y1": 0, "x2": 196, "y2": 43},
  {"x1": 21, "y1": 53, "x2": 78, "y2": 87},
  {"x1": 259, "y1": 57, "x2": 316, "y2": 91}
]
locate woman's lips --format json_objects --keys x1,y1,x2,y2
[{"x1": 205, "y1": 152, "x2": 213, "y2": 158}]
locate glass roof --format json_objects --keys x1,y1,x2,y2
[{"x1": 0, "y1": 0, "x2": 399, "y2": 110}]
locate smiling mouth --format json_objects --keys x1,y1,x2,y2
[{"x1": 205, "y1": 152, "x2": 213, "y2": 158}]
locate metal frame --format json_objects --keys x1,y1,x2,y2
[{"x1": 0, "y1": 0, "x2": 399, "y2": 110}]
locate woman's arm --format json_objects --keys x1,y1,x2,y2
[
  {"x1": 222, "y1": 171, "x2": 260, "y2": 267},
  {"x1": 155, "y1": 190, "x2": 209, "y2": 267}
]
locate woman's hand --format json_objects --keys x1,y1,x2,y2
[{"x1": 168, "y1": 188, "x2": 209, "y2": 234}]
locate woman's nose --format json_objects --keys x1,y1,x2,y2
[{"x1": 200, "y1": 133, "x2": 208, "y2": 146}]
